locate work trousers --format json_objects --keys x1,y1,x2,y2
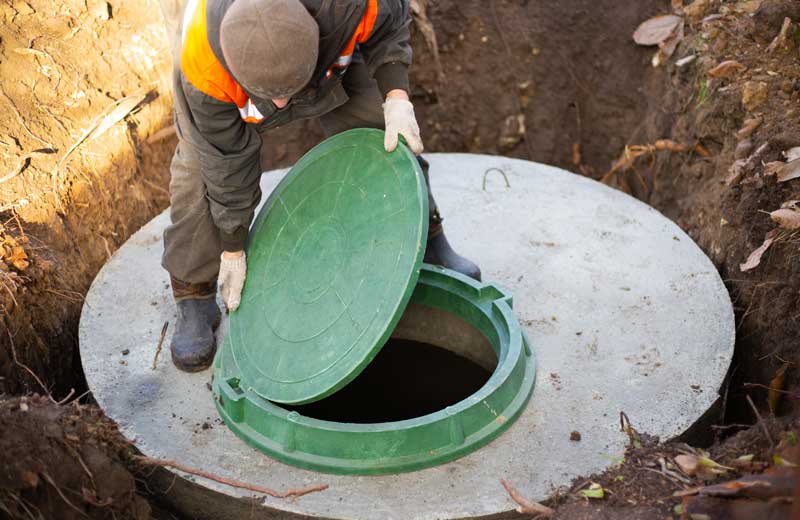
[{"x1": 162, "y1": 62, "x2": 437, "y2": 284}]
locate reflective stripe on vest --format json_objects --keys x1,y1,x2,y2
[
  {"x1": 327, "y1": 0, "x2": 378, "y2": 76},
  {"x1": 239, "y1": 99, "x2": 265, "y2": 123}
]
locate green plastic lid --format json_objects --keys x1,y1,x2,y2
[{"x1": 227, "y1": 129, "x2": 429, "y2": 405}]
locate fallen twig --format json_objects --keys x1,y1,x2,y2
[
  {"x1": 743, "y1": 383, "x2": 800, "y2": 399},
  {"x1": 134, "y1": 456, "x2": 329, "y2": 499},
  {"x1": 7, "y1": 328, "x2": 57, "y2": 404},
  {"x1": 602, "y1": 140, "x2": 689, "y2": 189},
  {"x1": 500, "y1": 479, "x2": 554, "y2": 517},
  {"x1": 41, "y1": 471, "x2": 87, "y2": 518},
  {"x1": 746, "y1": 394, "x2": 774, "y2": 448},
  {"x1": 151, "y1": 321, "x2": 169, "y2": 370},
  {"x1": 642, "y1": 466, "x2": 691, "y2": 485}
]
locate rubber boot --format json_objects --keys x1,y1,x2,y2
[
  {"x1": 169, "y1": 277, "x2": 221, "y2": 372},
  {"x1": 418, "y1": 156, "x2": 482, "y2": 281},
  {"x1": 423, "y1": 213, "x2": 482, "y2": 281}
]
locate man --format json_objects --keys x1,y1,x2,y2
[{"x1": 164, "y1": 0, "x2": 481, "y2": 372}]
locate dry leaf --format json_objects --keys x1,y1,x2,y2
[
  {"x1": 781, "y1": 200, "x2": 800, "y2": 210},
  {"x1": 763, "y1": 161, "x2": 785, "y2": 177},
  {"x1": 633, "y1": 15, "x2": 684, "y2": 46},
  {"x1": 737, "y1": 117, "x2": 762, "y2": 139},
  {"x1": 8, "y1": 245, "x2": 29, "y2": 271},
  {"x1": 770, "y1": 209, "x2": 800, "y2": 230},
  {"x1": 708, "y1": 60, "x2": 746, "y2": 78},
  {"x1": 725, "y1": 159, "x2": 747, "y2": 186},
  {"x1": 579, "y1": 483, "x2": 605, "y2": 499},
  {"x1": 768, "y1": 363, "x2": 790, "y2": 414},
  {"x1": 777, "y1": 160, "x2": 800, "y2": 183},
  {"x1": 740, "y1": 229, "x2": 780, "y2": 272},
  {"x1": 784, "y1": 147, "x2": 800, "y2": 162},
  {"x1": 676, "y1": 454, "x2": 700, "y2": 476},
  {"x1": 659, "y1": 21, "x2": 685, "y2": 59}
]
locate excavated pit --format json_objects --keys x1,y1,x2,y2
[{"x1": 79, "y1": 154, "x2": 735, "y2": 519}]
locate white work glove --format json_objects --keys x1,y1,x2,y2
[
  {"x1": 218, "y1": 251, "x2": 247, "y2": 312},
  {"x1": 383, "y1": 98, "x2": 424, "y2": 155}
]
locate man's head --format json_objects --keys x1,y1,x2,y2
[{"x1": 220, "y1": 0, "x2": 319, "y2": 100}]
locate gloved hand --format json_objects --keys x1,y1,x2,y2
[
  {"x1": 218, "y1": 251, "x2": 247, "y2": 312},
  {"x1": 383, "y1": 98, "x2": 424, "y2": 155}
]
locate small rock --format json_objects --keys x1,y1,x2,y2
[
  {"x1": 19, "y1": 402, "x2": 29, "y2": 412},
  {"x1": 497, "y1": 114, "x2": 526, "y2": 151},
  {"x1": 781, "y1": 80, "x2": 794, "y2": 94},
  {"x1": 742, "y1": 81, "x2": 769, "y2": 111},
  {"x1": 570, "y1": 431, "x2": 582, "y2": 442},
  {"x1": 121, "y1": 349, "x2": 130, "y2": 356},
  {"x1": 201, "y1": 422, "x2": 211, "y2": 430}
]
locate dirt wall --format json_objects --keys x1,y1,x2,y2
[{"x1": 0, "y1": 0, "x2": 175, "y2": 395}]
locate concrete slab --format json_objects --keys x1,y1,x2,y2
[{"x1": 79, "y1": 154, "x2": 735, "y2": 520}]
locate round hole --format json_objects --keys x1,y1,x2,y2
[{"x1": 285, "y1": 337, "x2": 497, "y2": 423}]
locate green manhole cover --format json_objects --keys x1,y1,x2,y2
[
  {"x1": 227, "y1": 129, "x2": 428, "y2": 405},
  {"x1": 213, "y1": 129, "x2": 536, "y2": 475}
]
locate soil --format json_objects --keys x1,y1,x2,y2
[
  {"x1": 1, "y1": 0, "x2": 799, "y2": 518},
  {"x1": 0, "y1": 0, "x2": 176, "y2": 397},
  {"x1": 0, "y1": 395, "x2": 150, "y2": 519}
]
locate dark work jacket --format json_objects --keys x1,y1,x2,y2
[{"x1": 175, "y1": 0, "x2": 412, "y2": 250}]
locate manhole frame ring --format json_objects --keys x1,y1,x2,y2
[{"x1": 213, "y1": 264, "x2": 537, "y2": 475}]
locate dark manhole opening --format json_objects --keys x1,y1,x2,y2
[{"x1": 285, "y1": 339, "x2": 495, "y2": 423}]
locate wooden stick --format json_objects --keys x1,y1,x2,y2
[
  {"x1": 500, "y1": 479, "x2": 554, "y2": 517},
  {"x1": 151, "y1": 321, "x2": 169, "y2": 370},
  {"x1": 134, "y1": 456, "x2": 329, "y2": 499},
  {"x1": 743, "y1": 383, "x2": 800, "y2": 399},
  {"x1": 746, "y1": 394, "x2": 774, "y2": 447},
  {"x1": 7, "y1": 328, "x2": 56, "y2": 404}
]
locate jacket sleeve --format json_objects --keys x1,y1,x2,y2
[
  {"x1": 175, "y1": 73, "x2": 262, "y2": 251},
  {"x1": 359, "y1": 0, "x2": 412, "y2": 96}
]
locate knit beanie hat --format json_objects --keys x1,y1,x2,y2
[{"x1": 220, "y1": 0, "x2": 319, "y2": 99}]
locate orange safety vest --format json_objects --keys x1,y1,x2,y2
[{"x1": 180, "y1": 0, "x2": 378, "y2": 124}]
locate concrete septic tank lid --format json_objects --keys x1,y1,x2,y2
[{"x1": 79, "y1": 154, "x2": 735, "y2": 520}]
